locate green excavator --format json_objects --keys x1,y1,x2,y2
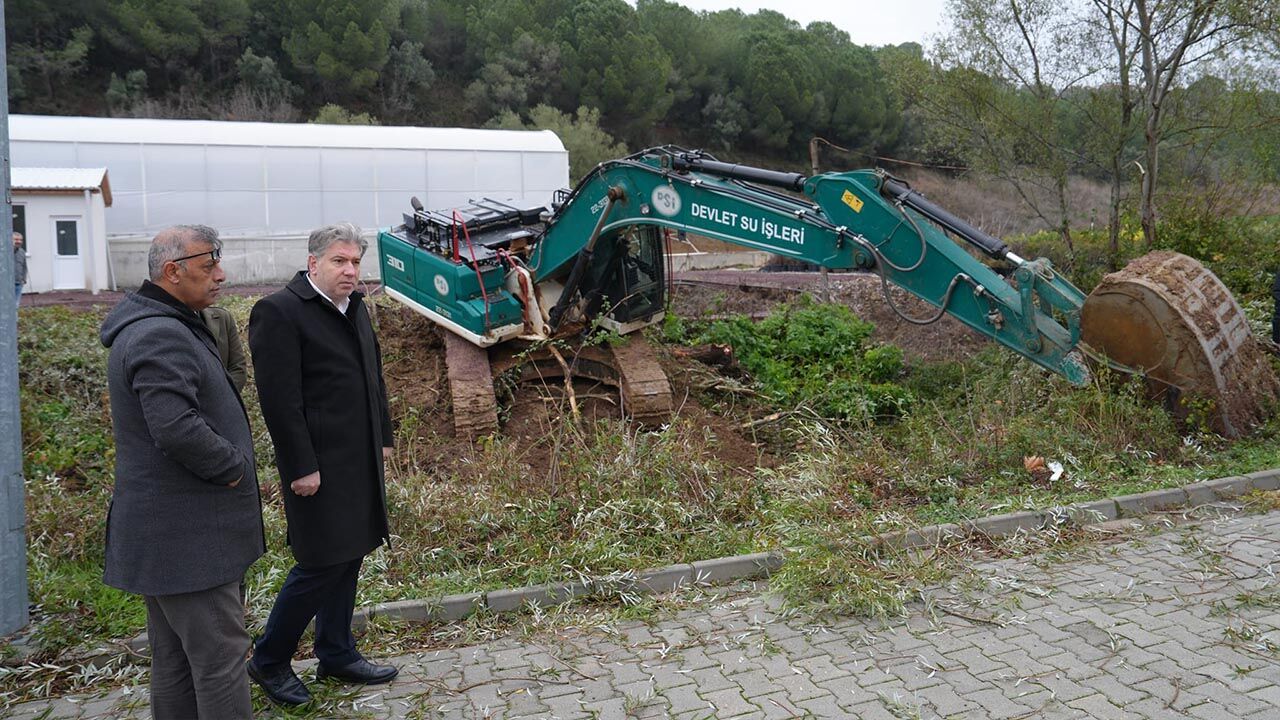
[{"x1": 377, "y1": 146, "x2": 1278, "y2": 438}]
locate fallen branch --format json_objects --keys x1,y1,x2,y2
[
  {"x1": 741, "y1": 411, "x2": 787, "y2": 429},
  {"x1": 546, "y1": 345, "x2": 579, "y2": 422}
]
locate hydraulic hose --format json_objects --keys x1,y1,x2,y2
[
  {"x1": 547, "y1": 186, "x2": 624, "y2": 331},
  {"x1": 881, "y1": 177, "x2": 1012, "y2": 261},
  {"x1": 671, "y1": 154, "x2": 807, "y2": 191}
]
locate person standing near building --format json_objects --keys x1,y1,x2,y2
[
  {"x1": 200, "y1": 305, "x2": 248, "y2": 392},
  {"x1": 99, "y1": 225, "x2": 265, "y2": 720},
  {"x1": 13, "y1": 233, "x2": 26, "y2": 306},
  {"x1": 246, "y1": 222, "x2": 396, "y2": 706}
]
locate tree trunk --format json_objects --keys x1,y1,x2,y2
[
  {"x1": 1108, "y1": 152, "x2": 1123, "y2": 270},
  {"x1": 1056, "y1": 172, "x2": 1075, "y2": 267},
  {"x1": 1140, "y1": 108, "x2": 1160, "y2": 248}
]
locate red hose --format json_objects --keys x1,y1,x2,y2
[{"x1": 453, "y1": 210, "x2": 491, "y2": 331}]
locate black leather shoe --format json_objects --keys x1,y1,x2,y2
[
  {"x1": 316, "y1": 657, "x2": 399, "y2": 685},
  {"x1": 246, "y1": 659, "x2": 312, "y2": 706}
]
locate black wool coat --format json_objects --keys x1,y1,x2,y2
[{"x1": 249, "y1": 271, "x2": 394, "y2": 567}]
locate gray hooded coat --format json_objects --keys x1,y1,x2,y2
[{"x1": 100, "y1": 283, "x2": 265, "y2": 596}]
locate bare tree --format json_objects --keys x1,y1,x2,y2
[
  {"x1": 919, "y1": 0, "x2": 1278, "y2": 263},
  {"x1": 1130, "y1": 0, "x2": 1275, "y2": 246},
  {"x1": 1078, "y1": 0, "x2": 1142, "y2": 267},
  {"x1": 929, "y1": 0, "x2": 1095, "y2": 258}
]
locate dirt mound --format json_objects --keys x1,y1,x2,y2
[
  {"x1": 371, "y1": 270, "x2": 989, "y2": 479},
  {"x1": 374, "y1": 302, "x2": 780, "y2": 478}
]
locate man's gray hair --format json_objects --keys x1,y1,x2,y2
[
  {"x1": 148, "y1": 225, "x2": 221, "y2": 281},
  {"x1": 308, "y1": 222, "x2": 367, "y2": 259}
]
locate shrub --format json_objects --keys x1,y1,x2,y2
[{"x1": 695, "y1": 298, "x2": 913, "y2": 423}]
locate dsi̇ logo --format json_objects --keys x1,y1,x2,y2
[{"x1": 651, "y1": 185, "x2": 682, "y2": 217}]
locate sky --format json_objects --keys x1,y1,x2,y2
[{"x1": 657, "y1": 0, "x2": 948, "y2": 48}]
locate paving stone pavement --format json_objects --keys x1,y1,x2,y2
[{"x1": 5, "y1": 508, "x2": 1280, "y2": 719}]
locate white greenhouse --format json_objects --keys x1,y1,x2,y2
[{"x1": 8, "y1": 115, "x2": 570, "y2": 286}]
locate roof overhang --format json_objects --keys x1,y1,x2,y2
[{"x1": 12, "y1": 167, "x2": 112, "y2": 206}]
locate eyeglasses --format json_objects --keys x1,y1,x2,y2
[{"x1": 171, "y1": 248, "x2": 222, "y2": 265}]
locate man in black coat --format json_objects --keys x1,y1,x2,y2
[
  {"x1": 246, "y1": 222, "x2": 397, "y2": 706},
  {"x1": 100, "y1": 225, "x2": 264, "y2": 720}
]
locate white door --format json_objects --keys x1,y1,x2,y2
[{"x1": 52, "y1": 217, "x2": 84, "y2": 290}]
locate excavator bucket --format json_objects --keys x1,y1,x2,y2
[{"x1": 1080, "y1": 251, "x2": 1280, "y2": 437}]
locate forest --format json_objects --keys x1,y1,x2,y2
[
  {"x1": 9, "y1": 1, "x2": 1278, "y2": 220},
  {"x1": 9, "y1": 0, "x2": 1280, "y2": 270}
]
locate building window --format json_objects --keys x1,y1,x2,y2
[
  {"x1": 56, "y1": 220, "x2": 79, "y2": 256},
  {"x1": 12, "y1": 205, "x2": 25, "y2": 249}
]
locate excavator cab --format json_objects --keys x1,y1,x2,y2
[{"x1": 598, "y1": 226, "x2": 666, "y2": 333}]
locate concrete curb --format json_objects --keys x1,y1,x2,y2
[{"x1": 110, "y1": 468, "x2": 1279, "y2": 658}]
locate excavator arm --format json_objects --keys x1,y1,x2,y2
[{"x1": 533, "y1": 147, "x2": 1091, "y2": 384}]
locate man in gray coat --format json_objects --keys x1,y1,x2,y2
[{"x1": 100, "y1": 225, "x2": 265, "y2": 720}]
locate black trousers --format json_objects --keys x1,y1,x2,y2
[
  {"x1": 1272, "y1": 271, "x2": 1280, "y2": 344},
  {"x1": 1273, "y1": 292, "x2": 1280, "y2": 344},
  {"x1": 252, "y1": 556, "x2": 364, "y2": 670}
]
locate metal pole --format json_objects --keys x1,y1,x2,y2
[
  {"x1": 809, "y1": 138, "x2": 831, "y2": 303},
  {"x1": 0, "y1": 0, "x2": 30, "y2": 636}
]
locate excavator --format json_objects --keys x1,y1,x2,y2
[{"x1": 377, "y1": 146, "x2": 1278, "y2": 439}]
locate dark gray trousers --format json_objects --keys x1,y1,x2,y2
[{"x1": 144, "y1": 579, "x2": 253, "y2": 720}]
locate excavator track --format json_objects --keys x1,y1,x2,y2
[
  {"x1": 443, "y1": 332, "x2": 500, "y2": 439},
  {"x1": 1081, "y1": 251, "x2": 1280, "y2": 437},
  {"x1": 447, "y1": 334, "x2": 674, "y2": 439},
  {"x1": 603, "y1": 335, "x2": 675, "y2": 426}
]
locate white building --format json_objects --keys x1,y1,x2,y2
[
  {"x1": 8, "y1": 115, "x2": 570, "y2": 286},
  {"x1": 12, "y1": 167, "x2": 112, "y2": 294}
]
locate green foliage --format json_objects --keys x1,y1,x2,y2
[
  {"x1": 311, "y1": 103, "x2": 379, "y2": 125},
  {"x1": 490, "y1": 104, "x2": 627, "y2": 183},
  {"x1": 105, "y1": 68, "x2": 148, "y2": 114},
  {"x1": 102, "y1": 0, "x2": 249, "y2": 89},
  {"x1": 740, "y1": 32, "x2": 810, "y2": 151},
  {"x1": 7, "y1": 24, "x2": 94, "y2": 108},
  {"x1": 17, "y1": 307, "x2": 115, "y2": 567},
  {"x1": 236, "y1": 47, "x2": 298, "y2": 100},
  {"x1": 464, "y1": 33, "x2": 562, "y2": 121},
  {"x1": 1155, "y1": 206, "x2": 1280, "y2": 303},
  {"x1": 696, "y1": 298, "x2": 912, "y2": 423},
  {"x1": 28, "y1": 560, "x2": 146, "y2": 649},
  {"x1": 379, "y1": 40, "x2": 436, "y2": 123},
  {"x1": 557, "y1": 0, "x2": 674, "y2": 143},
  {"x1": 279, "y1": 0, "x2": 396, "y2": 98}
]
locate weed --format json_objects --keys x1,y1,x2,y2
[{"x1": 694, "y1": 297, "x2": 913, "y2": 423}]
